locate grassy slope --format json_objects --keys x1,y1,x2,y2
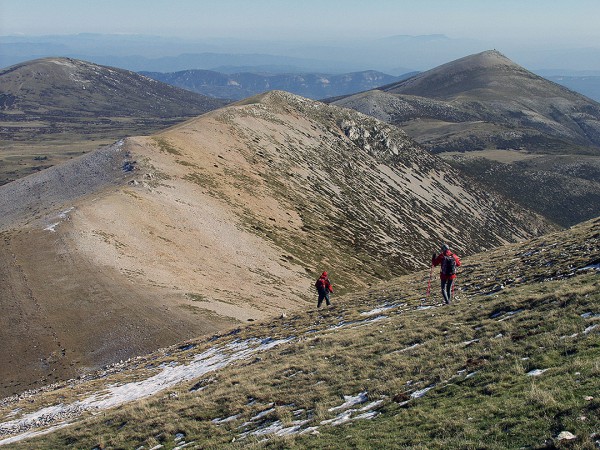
[
  {"x1": 444, "y1": 154, "x2": 600, "y2": 228},
  {"x1": 1, "y1": 218, "x2": 598, "y2": 449},
  {"x1": 0, "y1": 91, "x2": 556, "y2": 400}
]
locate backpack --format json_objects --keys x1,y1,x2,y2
[
  {"x1": 315, "y1": 277, "x2": 326, "y2": 291},
  {"x1": 441, "y1": 253, "x2": 457, "y2": 276}
]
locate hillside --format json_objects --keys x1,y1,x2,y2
[
  {"x1": 140, "y1": 69, "x2": 404, "y2": 100},
  {"x1": 330, "y1": 50, "x2": 600, "y2": 227},
  {"x1": 0, "y1": 216, "x2": 597, "y2": 449},
  {"x1": 0, "y1": 57, "x2": 228, "y2": 184},
  {"x1": 0, "y1": 91, "x2": 555, "y2": 397},
  {"x1": 448, "y1": 152, "x2": 600, "y2": 228},
  {"x1": 331, "y1": 50, "x2": 600, "y2": 152}
]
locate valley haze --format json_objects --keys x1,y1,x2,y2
[{"x1": 2, "y1": 0, "x2": 600, "y2": 74}]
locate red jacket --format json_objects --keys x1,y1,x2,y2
[
  {"x1": 315, "y1": 272, "x2": 333, "y2": 293},
  {"x1": 432, "y1": 250, "x2": 461, "y2": 280}
]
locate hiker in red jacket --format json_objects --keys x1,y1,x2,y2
[
  {"x1": 315, "y1": 271, "x2": 333, "y2": 308},
  {"x1": 432, "y1": 244, "x2": 461, "y2": 304}
]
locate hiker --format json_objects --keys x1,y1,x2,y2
[
  {"x1": 315, "y1": 271, "x2": 333, "y2": 308},
  {"x1": 432, "y1": 244, "x2": 461, "y2": 304}
]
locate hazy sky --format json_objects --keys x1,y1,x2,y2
[{"x1": 1, "y1": 0, "x2": 599, "y2": 47}]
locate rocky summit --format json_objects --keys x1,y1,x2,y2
[{"x1": 0, "y1": 90, "x2": 554, "y2": 397}]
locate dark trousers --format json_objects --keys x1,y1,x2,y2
[
  {"x1": 317, "y1": 289, "x2": 331, "y2": 307},
  {"x1": 441, "y1": 279, "x2": 455, "y2": 304}
]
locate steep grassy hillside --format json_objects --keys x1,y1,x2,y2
[
  {"x1": 0, "y1": 217, "x2": 597, "y2": 449},
  {"x1": 0, "y1": 57, "x2": 228, "y2": 185},
  {"x1": 445, "y1": 152, "x2": 600, "y2": 228},
  {"x1": 0, "y1": 91, "x2": 554, "y2": 398}
]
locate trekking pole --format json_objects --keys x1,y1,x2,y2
[
  {"x1": 452, "y1": 270, "x2": 458, "y2": 301},
  {"x1": 425, "y1": 264, "x2": 433, "y2": 304}
]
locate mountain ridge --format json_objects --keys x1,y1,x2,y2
[
  {"x1": 0, "y1": 90, "x2": 555, "y2": 397},
  {"x1": 139, "y1": 69, "x2": 406, "y2": 100},
  {"x1": 0, "y1": 57, "x2": 229, "y2": 185}
]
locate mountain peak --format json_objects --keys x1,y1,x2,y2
[
  {"x1": 460, "y1": 49, "x2": 517, "y2": 68},
  {"x1": 379, "y1": 50, "x2": 539, "y2": 100}
]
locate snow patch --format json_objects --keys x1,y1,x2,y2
[
  {"x1": 240, "y1": 406, "x2": 275, "y2": 427},
  {"x1": 360, "y1": 303, "x2": 404, "y2": 316},
  {"x1": 0, "y1": 422, "x2": 72, "y2": 446},
  {"x1": 43, "y1": 207, "x2": 75, "y2": 232},
  {"x1": 527, "y1": 369, "x2": 548, "y2": 376},
  {"x1": 212, "y1": 414, "x2": 240, "y2": 424},
  {"x1": 329, "y1": 315, "x2": 387, "y2": 331},
  {"x1": 43, "y1": 223, "x2": 60, "y2": 232},
  {"x1": 320, "y1": 411, "x2": 353, "y2": 426},
  {"x1": 241, "y1": 419, "x2": 311, "y2": 438},
  {"x1": 0, "y1": 337, "x2": 294, "y2": 443},
  {"x1": 328, "y1": 392, "x2": 368, "y2": 412},
  {"x1": 579, "y1": 264, "x2": 600, "y2": 272},
  {"x1": 411, "y1": 385, "x2": 435, "y2": 399},
  {"x1": 581, "y1": 312, "x2": 600, "y2": 319},
  {"x1": 395, "y1": 343, "x2": 421, "y2": 353}
]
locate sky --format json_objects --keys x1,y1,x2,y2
[
  {"x1": 1, "y1": 0, "x2": 600, "y2": 74},
  {"x1": 1, "y1": 0, "x2": 599, "y2": 46}
]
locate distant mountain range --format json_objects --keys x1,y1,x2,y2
[
  {"x1": 330, "y1": 50, "x2": 600, "y2": 227},
  {"x1": 3, "y1": 33, "x2": 600, "y2": 75},
  {"x1": 139, "y1": 69, "x2": 413, "y2": 100},
  {"x1": 139, "y1": 67, "x2": 600, "y2": 103}
]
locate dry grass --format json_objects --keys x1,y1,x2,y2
[{"x1": 6, "y1": 225, "x2": 598, "y2": 448}]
